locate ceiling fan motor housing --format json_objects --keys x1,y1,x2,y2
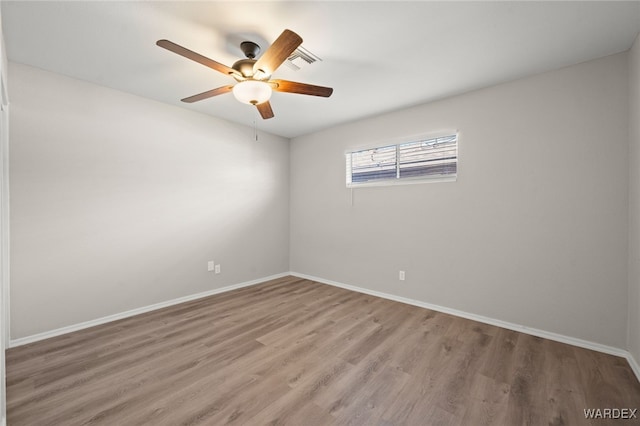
[{"x1": 232, "y1": 58, "x2": 258, "y2": 80}]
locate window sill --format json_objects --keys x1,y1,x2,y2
[{"x1": 346, "y1": 175, "x2": 457, "y2": 188}]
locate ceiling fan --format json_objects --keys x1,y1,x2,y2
[{"x1": 156, "y1": 29, "x2": 333, "y2": 119}]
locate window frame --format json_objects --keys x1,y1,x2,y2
[{"x1": 345, "y1": 131, "x2": 458, "y2": 188}]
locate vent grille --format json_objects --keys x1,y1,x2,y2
[{"x1": 285, "y1": 45, "x2": 322, "y2": 71}]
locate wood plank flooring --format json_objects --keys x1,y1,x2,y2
[{"x1": 6, "y1": 276, "x2": 640, "y2": 425}]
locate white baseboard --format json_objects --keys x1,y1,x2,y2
[
  {"x1": 290, "y1": 271, "x2": 640, "y2": 383},
  {"x1": 9, "y1": 272, "x2": 290, "y2": 348},
  {"x1": 627, "y1": 352, "x2": 640, "y2": 383}
]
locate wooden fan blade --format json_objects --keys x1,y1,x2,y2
[
  {"x1": 256, "y1": 101, "x2": 275, "y2": 119},
  {"x1": 253, "y1": 30, "x2": 302, "y2": 78},
  {"x1": 157, "y1": 39, "x2": 238, "y2": 77},
  {"x1": 181, "y1": 85, "x2": 233, "y2": 103},
  {"x1": 271, "y1": 79, "x2": 333, "y2": 97}
]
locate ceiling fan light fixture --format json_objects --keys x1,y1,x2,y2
[{"x1": 232, "y1": 80, "x2": 272, "y2": 105}]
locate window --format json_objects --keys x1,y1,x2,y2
[{"x1": 346, "y1": 133, "x2": 457, "y2": 187}]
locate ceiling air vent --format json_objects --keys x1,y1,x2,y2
[{"x1": 285, "y1": 45, "x2": 322, "y2": 71}]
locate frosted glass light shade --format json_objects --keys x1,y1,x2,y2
[{"x1": 232, "y1": 81, "x2": 272, "y2": 105}]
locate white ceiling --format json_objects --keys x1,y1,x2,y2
[{"x1": 2, "y1": 1, "x2": 640, "y2": 138}]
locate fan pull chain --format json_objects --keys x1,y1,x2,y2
[{"x1": 253, "y1": 115, "x2": 258, "y2": 142}]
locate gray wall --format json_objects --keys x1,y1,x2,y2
[
  {"x1": 290, "y1": 53, "x2": 629, "y2": 349},
  {"x1": 9, "y1": 63, "x2": 290, "y2": 339},
  {"x1": 629, "y1": 33, "x2": 640, "y2": 365}
]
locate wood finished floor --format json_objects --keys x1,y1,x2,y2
[{"x1": 6, "y1": 276, "x2": 640, "y2": 426}]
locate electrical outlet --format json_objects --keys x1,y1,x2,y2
[
  {"x1": 399, "y1": 271, "x2": 405, "y2": 281},
  {"x1": 215, "y1": 264, "x2": 221, "y2": 274},
  {"x1": 207, "y1": 261, "x2": 214, "y2": 272}
]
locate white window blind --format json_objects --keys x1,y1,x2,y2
[{"x1": 346, "y1": 133, "x2": 457, "y2": 187}]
